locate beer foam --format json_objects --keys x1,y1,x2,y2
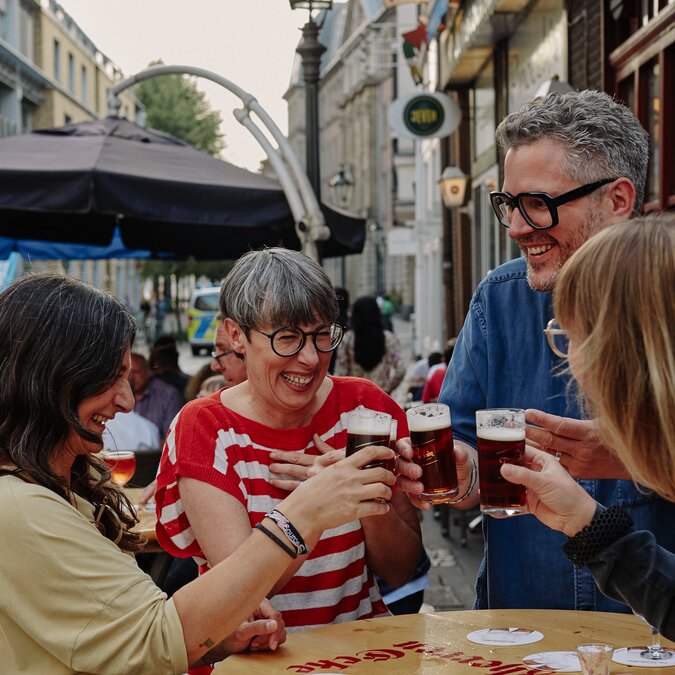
[
  {"x1": 348, "y1": 420, "x2": 391, "y2": 435},
  {"x1": 477, "y1": 427, "x2": 525, "y2": 442},
  {"x1": 407, "y1": 409, "x2": 451, "y2": 432}
]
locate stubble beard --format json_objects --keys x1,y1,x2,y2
[{"x1": 525, "y1": 206, "x2": 607, "y2": 293}]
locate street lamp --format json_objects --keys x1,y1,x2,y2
[
  {"x1": 290, "y1": 0, "x2": 332, "y2": 199},
  {"x1": 329, "y1": 164, "x2": 354, "y2": 207},
  {"x1": 439, "y1": 166, "x2": 469, "y2": 208}
]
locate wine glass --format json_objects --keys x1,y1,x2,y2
[
  {"x1": 636, "y1": 615, "x2": 673, "y2": 660},
  {"x1": 101, "y1": 450, "x2": 137, "y2": 488}
]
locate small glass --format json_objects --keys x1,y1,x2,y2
[
  {"x1": 576, "y1": 644, "x2": 613, "y2": 675},
  {"x1": 476, "y1": 408, "x2": 527, "y2": 516},
  {"x1": 101, "y1": 450, "x2": 137, "y2": 487}
]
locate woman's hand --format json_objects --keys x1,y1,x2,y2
[
  {"x1": 269, "y1": 434, "x2": 344, "y2": 491},
  {"x1": 395, "y1": 437, "x2": 478, "y2": 510},
  {"x1": 280, "y1": 444, "x2": 396, "y2": 536},
  {"x1": 500, "y1": 445, "x2": 597, "y2": 537},
  {"x1": 199, "y1": 599, "x2": 287, "y2": 663}
]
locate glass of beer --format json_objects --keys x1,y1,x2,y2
[
  {"x1": 406, "y1": 403, "x2": 459, "y2": 504},
  {"x1": 101, "y1": 450, "x2": 137, "y2": 487},
  {"x1": 346, "y1": 408, "x2": 392, "y2": 470},
  {"x1": 476, "y1": 408, "x2": 527, "y2": 515}
]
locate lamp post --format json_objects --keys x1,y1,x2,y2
[
  {"x1": 290, "y1": 0, "x2": 331, "y2": 198},
  {"x1": 329, "y1": 164, "x2": 354, "y2": 207}
]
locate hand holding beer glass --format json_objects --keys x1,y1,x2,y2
[
  {"x1": 476, "y1": 408, "x2": 527, "y2": 515},
  {"x1": 406, "y1": 403, "x2": 459, "y2": 504}
]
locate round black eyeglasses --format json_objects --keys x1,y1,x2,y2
[
  {"x1": 211, "y1": 348, "x2": 234, "y2": 366},
  {"x1": 251, "y1": 322, "x2": 344, "y2": 357},
  {"x1": 490, "y1": 178, "x2": 615, "y2": 231}
]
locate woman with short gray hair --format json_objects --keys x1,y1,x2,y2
[{"x1": 156, "y1": 248, "x2": 422, "y2": 643}]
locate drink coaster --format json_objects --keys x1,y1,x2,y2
[
  {"x1": 522, "y1": 651, "x2": 580, "y2": 671},
  {"x1": 613, "y1": 647, "x2": 675, "y2": 667},
  {"x1": 467, "y1": 627, "x2": 544, "y2": 646}
]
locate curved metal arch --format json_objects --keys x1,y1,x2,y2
[{"x1": 107, "y1": 63, "x2": 329, "y2": 260}]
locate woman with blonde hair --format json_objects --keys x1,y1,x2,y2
[{"x1": 501, "y1": 213, "x2": 675, "y2": 637}]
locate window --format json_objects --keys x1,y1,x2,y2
[
  {"x1": 80, "y1": 65, "x2": 88, "y2": 104},
  {"x1": 64, "y1": 114, "x2": 72, "y2": 125},
  {"x1": 610, "y1": 4, "x2": 675, "y2": 210},
  {"x1": 53, "y1": 39, "x2": 61, "y2": 81},
  {"x1": 68, "y1": 53, "x2": 75, "y2": 93}
]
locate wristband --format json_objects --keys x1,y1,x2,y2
[
  {"x1": 265, "y1": 508, "x2": 309, "y2": 556},
  {"x1": 255, "y1": 522, "x2": 297, "y2": 559},
  {"x1": 445, "y1": 458, "x2": 477, "y2": 505},
  {"x1": 562, "y1": 504, "x2": 633, "y2": 567}
]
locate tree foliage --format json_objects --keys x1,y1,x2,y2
[
  {"x1": 135, "y1": 61, "x2": 225, "y2": 157},
  {"x1": 141, "y1": 258, "x2": 234, "y2": 285}
]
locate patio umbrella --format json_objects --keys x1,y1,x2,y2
[{"x1": 0, "y1": 117, "x2": 364, "y2": 260}]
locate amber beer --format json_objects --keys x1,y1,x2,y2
[
  {"x1": 346, "y1": 409, "x2": 393, "y2": 470},
  {"x1": 406, "y1": 403, "x2": 459, "y2": 504},
  {"x1": 476, "y1": 409, "x2": 527, "y2": 516},
  {"x1": 101, "y1": 450, "x2": 137, "y2": 487}
]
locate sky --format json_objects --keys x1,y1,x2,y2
[{"x1": 60, "y1": 1, "x2": 309, "y2": 171}]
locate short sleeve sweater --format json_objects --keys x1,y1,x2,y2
[{"x1": 155, "y1": 375, "x2": 407, "y2": 633}]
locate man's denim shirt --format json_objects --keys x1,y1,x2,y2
[{"x1": 439, "y1": 257, "x2": 675, "y2": 611}]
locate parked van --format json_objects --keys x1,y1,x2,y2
[{"x1": 186, "y1": 287, "x2": 220, "y2": 356}]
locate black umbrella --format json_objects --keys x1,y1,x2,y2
[{"x1": 0, "y1": 117, "x2": 364, "y2": 259}]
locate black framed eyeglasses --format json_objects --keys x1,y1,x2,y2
[
  {"x1": 251, "y1": 322, "x2": 344, "y2": 357},
  {"x1": 489, "y1": 178, "x2": 615, "y2": 231},
  {"x1": 211, "y1": 348, "x2": 234, "y2": 366},
  {"x1": 543, "y1": 318, "x2": 569, "y2": 359}
]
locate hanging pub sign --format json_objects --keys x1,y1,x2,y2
[{"x1": 388, "y1": 92, "x2": 461, "y2": 140}]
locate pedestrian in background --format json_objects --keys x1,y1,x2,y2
[{"x1": 334, "y1": 296, "x2": 405, "y2": 395}]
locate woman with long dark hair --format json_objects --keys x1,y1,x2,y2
[
  {"x1": 0, "y1": 273, "x2": 396, "y2": 673},
  {"x1": 334, "y1": 296, "x2": 405, "y2": 394}
]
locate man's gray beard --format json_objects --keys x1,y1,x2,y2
[{"x1": 525, "y1": 205, "x2": 606, "y2": 293}]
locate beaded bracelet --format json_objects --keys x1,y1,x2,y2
[
  {"x1": 445, "y1": 458, "x2": 478, "y2": 505},
  {"x1": 265, "y1": 508, "x2": 309, "y2": 556},
  {"x1": 255, "y1": 522, "x2": 298, "y2": 559},
  {"x1": 562, "y1": 504, "x2": 634, "y2": 567}
]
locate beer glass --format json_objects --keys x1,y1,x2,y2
[
  {"x1": 476, "y1": 408, "x2": 527, "y2": 515},
  {"x1": 346, "y1": 408, "x2": 393, "y2": 470},
  {"x1": 101, "y1": 450, "x2": 137, "y2": 487},
  {"x1": 406, "y1": 403, "x2": 459, "y2": 503}
]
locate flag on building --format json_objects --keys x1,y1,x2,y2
[
  {"x1": 402, "y1": 22, "x2": 429, "y2": 50},
  {"x1": 426, "y1": 0, "x2": 448, "y2": 42},
  {"x1": 402, "y1": 40, "x2": 424, "y2": 85}
]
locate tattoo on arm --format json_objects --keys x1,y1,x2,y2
[{"x1": 199, "y1": 637, "x2": 215, "y2": 649}]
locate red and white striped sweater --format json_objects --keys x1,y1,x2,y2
[{"x1": 155, "y1": 376, "x2": 407, "y2": 633}]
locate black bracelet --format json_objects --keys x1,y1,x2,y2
[
  {"x1": 562, "y1": 504, "x2": 634, "y2": 567},
  {"x1": 255, "y1": 522, "x2": 297, "y2": 559},
  {"x1": 265, "y1": 508, "x2": 309, "y2": 556}
]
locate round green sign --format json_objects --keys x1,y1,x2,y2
[{"x1": 403, "y1": 95, "x2": 445, "y2": 137}]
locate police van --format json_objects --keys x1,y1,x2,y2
[{"x1": 186, "y1": 287, "x2": 221, "y2": 356}]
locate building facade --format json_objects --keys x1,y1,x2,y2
[{"x1": 286, "y1": 0, "x2": 419, "y2": 320}]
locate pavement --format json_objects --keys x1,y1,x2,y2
[{"x1": 419, "y1": 506, "x2": 484, "y2": 612}]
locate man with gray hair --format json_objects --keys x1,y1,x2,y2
[{"x1": 398, "y1": 89, "x2": 675, "y2": 611}]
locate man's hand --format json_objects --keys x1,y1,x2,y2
[
  {"x1": 525, "y1": 409, "x2": 629, "y2": 479},
  {"x1": 500, "y1": 446, "x2": 597, "y2": 537},
  {"x1": 395, "y1": 437, "x2": 478, "y2": 510},
  {"x1": 269, "y1": 434, "x2": 344, "y2": 491}
]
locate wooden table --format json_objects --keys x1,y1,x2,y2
[{"x1": 217, "y1": 609, "x2": 675, "y2": 674}]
